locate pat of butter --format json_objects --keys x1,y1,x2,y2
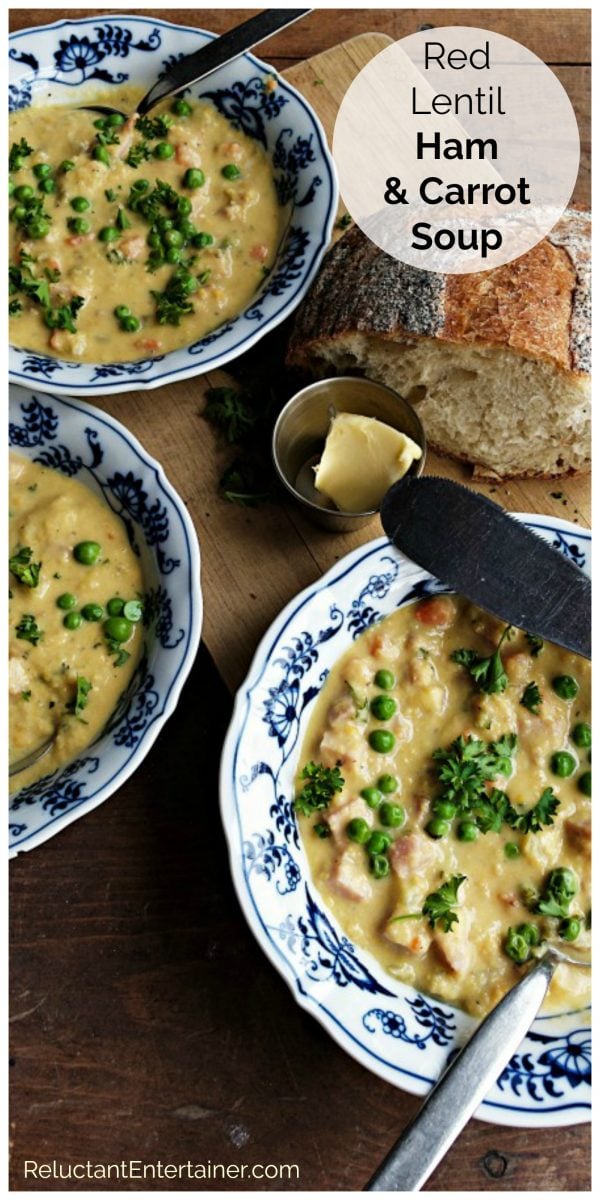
[{"x1": 314, "y1": 412, "x2": 422, "y2": 513}]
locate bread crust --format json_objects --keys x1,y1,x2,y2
[{"x1": 287, "y1": 210, "x2": 590, "y2": 378}]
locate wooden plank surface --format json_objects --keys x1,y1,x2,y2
[{"x1": 10, "y1": 8, "x2": 591, "y2": 1193}]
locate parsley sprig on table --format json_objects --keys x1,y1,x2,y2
[
  {"x1": 9, "y1": 546, "x2": 41, "y2": 588},
  {"x1": 295, "y1": 761, "x2": 345, "y2": 817},
  {"x1": 451, "y1": 625, "x2": 513, "y2": 694},
  {"x1": 204, "y1": 388, "x2": 258, "y2": 444}
]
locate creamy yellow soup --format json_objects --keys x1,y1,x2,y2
[
  {"x1": 298, "y1": 596, "x2": 591, "y2": 1016},
  {"x1": 9, "y1": 86, "x2": 284, "y2": 362},
  {"x1": 9, "y1": 454, "x2": 144, "y2": 791}
]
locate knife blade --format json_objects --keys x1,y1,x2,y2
[{"x1": 380, "y1": 476, "x2": 590, "y2": 658}]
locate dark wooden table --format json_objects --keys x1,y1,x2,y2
[{"x1": 10, "y1": 8, "x2": 591, "y2": 1191}]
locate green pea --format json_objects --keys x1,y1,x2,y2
[
  {"x1": 504, "y1": 842, "x2": 520, "y2": 859},
  {"x1": 516, "y1": 922, "x2": 540, "y2": 947},
  {"x1": 360, "y1": 786, "x2": 382, "y2": 809},
  {"x1": 156, "y1": 216, "x2": 174, "y2": 232},
  {"x1": 367, "y1": 831, "x2": 392, "y2": 856},
  {"x1": 106, "y1": 597, "x2": 124, "y2": 617},
  {"x1": 33, "y1": 163, "x2": 52, "y2": 179},
  {"x1": 123, "y1": 600, "x2": 143, "y2": 622},
  {"x1": 70, "y1": 196, "x2": 90, "y2": 212},
  {"x1": 177, "y1": 272, "x2": 198, "y2": 295},
  {"x1": 560, "y1": 917, "x2": 581, "y2": 942},
  {"x1": 370, "y1": 853, "x2": 390, "y2": 880},
  {"x1": 12, "y1": 205, "x2": 27, "y2": 221},
  {"x1": 432, "y1": 799, "x2": 457, "y2": 820},
  {"x1": 9, "y1": 179, "x2": 14, "y2": 196},
  {"x1": 63, "y1": 611, "x2": 82, "y2": 631},
  {"x1": 114, "y1": 305, "x2": 131, "y2": 320},
  {"x1": 81, "y1": 603, "x2": 104, "y2": 622},
  {"x1": 165, "y1": 247, "x2": 182, "y2": 264},
  {"x1": 571, "y1": 722, "x2": 591, "y2": 749},
  {"x1": 552, "y1": 674, "x2": 579, "y2": 701},
  {"x1": 154, "y1": 142, "x2": 175, "y2": 160},
  {"x1": 98, "y1": 226, "x2": 119, "y2": 243},
  {"x1": 374, "y1": 669, "x2": 395, "y2": 690},
  {"x1": 176, "y1": 196, "x2": 192, "y2": 216},
  {"x1": 192, "y1": 231, "x2": 214, "y2": 249},
  {"x1": 370, "y1": 695, "x2": 397, "y2": 721},
  {"x1": 56, "y1": 592, "x2": 77, "y2": 610},
  {"x1": 163, "y1": 228, "x2": 183, "y2": 248},
  {"x1": 68, "y1": 217, "x2": 91, "y2": 235},
  {"x1": 456, "y1": 820, "x2": 478, "y2": 843},
  {"x1": 183, "y1": 168, "x2": 205, "y2": 189},
  {"x1": 10, "y1": 156, "x2": 24, "y2": 172},
  {"x1": 106, "y1": 112, "x2": 125, "y2": 126},
  {"x1": 131, "y1": 178, "x2": 150, "y2": 193},
  {"x1": 379, "y1": 802, "x2": 405, "y2": 828},
  {"x1": 177, "y1": 218, "x2": 197, "y2": 238},
  {"x1": 93, "y1": 145, "x2": 111, "y2": 165},
  {"x1": 504, "y1": 930, "x2": 529, "y2": 964},
  {"x1": 578, "y1": 771, "x2": 591, "y2": 797},
  {"x1": 172, "y1": 98, "x2": 192, "y2": 117},
  {"x1": 121, "y1": 315, "x2": 141, "y2": 332},
  {"x1": 60, "y1": 159, "x2": 75, "y2": 173},
  {"x1": 74, "y1": 540, "x2": 101, "y2": 566},
  {"x1": 103, "y1": 616, "x2": 133, "y2": 644},
  {"x1": 551, "y1": 750, "x2": 577, "y2": 778},
  {"x1": 346, "y1": 817, "x2": 371, "y2": 845},
  {"x1": 368, "y1": 729, "x2": 395, "y2": 754},
  {"x1": 377, "y1": 774, "x2": 398, "y2": 795},
  {"x1": 147, "y1": 231, "x2": 162, "y2": 249},
  {"x1": 14, "y1": 184, "x2": 34, "y2": 201},
  {"x1": 38, "y1": 178, "x2": 55, "y2": 194},
  {"x1": 28, "y1": 219, "x2": 50, "y2": 239},
  {"x1": 93, "y1": 118, "x2": 108, "y2": 130},
  {"x1": 426, "y1": 817, "x2": 450, "y2": 839},
  {"x1": 222, "y1": 163, "x2": 241, "y2": 180}
]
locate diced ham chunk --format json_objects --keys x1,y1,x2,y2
[
  {"x1": 415, "y1": 596, "x2": 456, "y2": 627},
  {"x1": 120, "y1": 234, "x2": 146, "y2": 260},
  {"x1": 433, "y1": 911, "x2": 473, "y2": 976},
  {"x1": 329, "y1": 846, "x2": 372, "y2": 902},
  {"x1": 389, "y1": 832, "x2": 441, "y2": 882},
  {"x1": 564, "y1": 818, "x2": 591, "y2": 856},
  {"x1": 327, "y1": 797, "x2": 374, "y2": 844},
  {"x1": 249, "y1": 243, "x2": 269, "y2": 262}
]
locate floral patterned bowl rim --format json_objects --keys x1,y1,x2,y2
[
  {"x1": 8, "y1": 14, "x2": 338, "y2": 397},
  {"x1": 9, "y1": 384, "x2": 202, "y2": 855},
  {"x1": 220, "y1": 515, "x2": 591, "y2": 1128}
]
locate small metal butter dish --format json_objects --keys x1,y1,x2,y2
[{"x1": 272, "y1": 376, "x2": 427, "y2": 531}]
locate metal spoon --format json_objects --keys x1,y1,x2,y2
[
  {"x1": 9, "y1": 730, "x2": 56, "y2": 777},
  {"x1": 81, "y1": 9, "x2": 311, "y2": 120},
  {"x1": 365, "y1": 942, "x2": 590, "y2": 1192}
]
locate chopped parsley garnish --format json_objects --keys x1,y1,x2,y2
[
  {"x1": 151, "y1": 269, "x2": 196, "y2": 325},
  {"x1": 15, "y1": 614, "x2": 43, "y2": 645},
  {"x1": 9, "y1": 546, "x2": 41, "y2": 588},
  {"x1": 204, "y1": 387, "x2": 258, "y2": 444},
  {"x1": 9, "y1": 259, "x2": 84, "y2": 331},
  {"x1": 9, "y1": 262, "x2": 51, "y2": 310},
  {"x1": 21, "y1": 690, "x2": 31, "y2": 702},
  {"x1": 432, "y1": 733, "x2": 517, "y2": 812},
  {"x1": 345, "y1": 681, "x2": 368, "y2": 720},
  {"x1": 483, "y1": 785, "x2": 560, "y2": 835},
  {"x1": 136, "y1": 113, "x2": 173, "y2": 140},
  {"x1": 295, "y1": 761, "x2": 345, "y2": 817},
  {"x1": 11, "y1": 195, "x2": 51, "y2": 239},
  {"x1": 534, "y1": 867, "x2": 578, "y2": 919},
  {"x1": 525, "y1": 633, "x2": 544, "y2": 657},
  {"x1": 422, "y1": 875, "x2": 467, "y2": 932},
  {"x1": 336, "y1": 213, "x2": 353, "y2": 230},
  {"x1": 105, "y1": 639, "x2": 131, "y2": 667},
  {"x1": 313, "y1": 821, "x2": 331, "y2": 839},
  {"x1": 44, "y1": 296, "x2": 85, "y2": 333},
  {"x1": 451, "y1": 624, "x2": 513, "y2": 694},
  {"x1": 67, "y1": 675, "x2": 92, "y2": 720},
  {"x1": 9, "y1": 298, "x2": 22, "y2": 316},
  {"x1": 125, "y1": 140, "x2": 152, "y2": 168},
  {"x1": 9, "y1": 138, "x2": 33, "y2": 172},
  {"x1": 520, "y1": 681, "x2": 542, "y2": 714}
]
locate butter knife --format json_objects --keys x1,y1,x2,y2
[{"x1": 380, "y1": 476, "x2": 590, "y2": 658}]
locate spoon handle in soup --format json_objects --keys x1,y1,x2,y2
[
  {"x1": 137, "y1": 9, "x2": 311, "y2": 116},
  {"x1": 365, "y1": 951, "x2": 558, "y2": 1192}
]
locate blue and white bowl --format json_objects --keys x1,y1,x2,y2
[
  {"x1": 221, "y1": 517, "x2": 591, "y2": 1128},
  {"x1": 9, "y1": 384, "x2": 202, "y2": 855},
  {"x1": 8, "y1": 14, "x2": 338, "y2": 397}
]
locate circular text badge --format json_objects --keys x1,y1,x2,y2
[{"x1": 332, "y1": 27, "x2": 580, "y2": 273}]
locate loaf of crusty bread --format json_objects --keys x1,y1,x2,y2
[{"x1": 287, "y1": 211, "x2": 590, "y2": 479}]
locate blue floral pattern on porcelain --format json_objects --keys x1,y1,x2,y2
[
  {"x1": 221, "y1": 518, "x2": 591, "y2": 1128},
  {"x1": 9, "y1": 15, "x2": 337, "y2": 397},
  {"x1": 9, "y1": 385, "x2": 202, "y2": 855}
]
